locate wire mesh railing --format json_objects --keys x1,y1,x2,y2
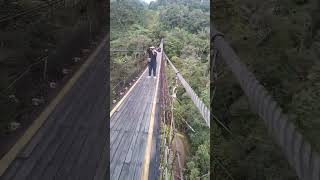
[
  {"x1": 159, "y1": 45, "x2": 172, "y2": 180},
  {"x1": 159, "y1": 61, "x2": 179, "y2": 180},
  {"x1": 110, "y1": 52, "x2": 147, "y2": 106}
]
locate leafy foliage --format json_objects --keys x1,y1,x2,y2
[
  {"x1": 160, "y1": 2, "x2": 210, "y2": 178},
  {"x1": 212, "y1": 0, "x2": 320, "y2": 179},
  {"x1": 159, "y1": 4, "x2": 209, "y2": 33},
  {"x1": 110, "y1": 0, "x2": 147, "y2": 40}
]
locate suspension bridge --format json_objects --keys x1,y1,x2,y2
[
  {"x1": 109, "y1": 26, "x2": 320, "y2": 180},
  {"x1": 0, "y1": 23, "x2": 319, "y2": 180},
  {"x1": 110, "y1": 38, "x2": 210, "y2": 180},
  {"x1": 110, "y1": 45, "x2": 161, "y2": 179}
]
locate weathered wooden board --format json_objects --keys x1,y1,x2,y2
[{"x1": 110, "y1": 54, "x2": 161, "y2": 180}]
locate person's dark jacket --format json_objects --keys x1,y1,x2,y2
[
  {"x1": 147, "y1": 49, "x2": 152, "y2": 57},
  {"x1": 150, "y1": 51, "x2": 157, "y2": 65}
]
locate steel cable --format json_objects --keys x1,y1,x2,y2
[
  {"x1": 0, "y1": 56, "x2": 48, "y2": 94},
  {"x1": 0, "y1": 0, "x2": 64, "y2": 23},
  {"x1": 163, "y1": 53, "x2": 210, "y2": 128},
  {"x1": 211, "y1": 27, "x2": 320, "y2": 180}
]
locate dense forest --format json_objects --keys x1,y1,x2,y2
[
  {"x1": 212, "y1": 0, "x2": 320, "y2": 179},
  {"x1": 110, "y1": 0, "x2": 210, "y2": 179}
]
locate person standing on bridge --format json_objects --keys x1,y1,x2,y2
[{"x1": 147, "y1": 46, "x2": 157, "y2": 79}]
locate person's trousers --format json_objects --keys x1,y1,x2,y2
[{"x1": 148, "y1": 62, "x2": 156, "y2": 76}]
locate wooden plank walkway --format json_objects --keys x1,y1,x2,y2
[
  {"x1": 110, "y1": 52, "x2": 161, "y2": 180},
  {"x1": 0, "y1": 43, "x2": 108, "y2": 180}
]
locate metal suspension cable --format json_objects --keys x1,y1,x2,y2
[
  {"x1": 163, "y1": 53, "x2": 210, "y2": 128},
  {"x1": 0, "y1": 55, "x2": 48, "y2": 94},
  {"x1": 110, "y1": 49, "x2": 144, "y2": 52},
  {"x1": 176, "y1": 152, "x2": 184, "y2": 180},
  {"x1": 0, "y1": 0, "x2": 64, "y2": 23},
  {"x1": 212, "y1": 26, "x2": 320, "y2": 180}
]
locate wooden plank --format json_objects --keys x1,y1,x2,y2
[
  {"x1": 1, "y1": 160, "x2": 22, "y2": 180},
  {"x1": 110, "y1": 131, "x2": 131, "y2": 177},
  {"x1": 118, "y1": 163, "x2": 130, "y2": 180},
  {"x1": 27, "y1": 127, "x2": 71, "y2": 179},
  {"x1": 110, "y1": 130, "x2": 120, "y2": 144},
  {"x1": 134, "y1": 100, "x2": 150, "y2": 133},
  {"x1": 56, "y1": 66, "x2": 106, "y2": 179},
  {"x1": 110, "y1": 91, "x2": 137, "y2": 128},
  {"x1": 93, "y1": 140, "x2": 108, "y2": 180},
  {"x1": 113, "y1": 90, "x2": 153, "y2": 179},
  {"x1": 126, "y1": 132, "x2": 146, "y2": 179},
  {"x1": 109, "y1": 51, "x2": 163, "y2": 180},
  {"x1": 148, "y1": 106, "x2": 161, "y2": 180},
  {"x1": 54, "y1": 129, "x2": 88, "y2": 179},
  {"x1": 141, "y1": 49, "x2": 162, "y2": 180},
  {"x1": 111, "y1": 98, "x2": 147, "y2": 178},
  {"x1": 122, "y1": 99, "x2": 143, "y2": 132},
  {"x1": 0, "y1": 37, "x2": 107, "y2": 177},
  {"x1": 111, "y1": 99, "x2": 136, "y2": 131},
  {"x1": 11, "y1": 126, "x2": 67, "y2": 179},
  {"x1": 1, "y1": 38, "x2": 108, "y2": 180},
  {"x1": 41, "y1": 97, "x2": 103, "y2": 179},
  {"x1": 18, "y1": 68, "x2": 95, "y2": 158},
  {"x1": 110, "y1": 129, "x2": 126, "y2": 161},
  {"x1": 17, "y1": 55, "x2": 102, "y2": 159},
  {"x1": 117, "y1": 105, "x2": 139, "y2": 132},
  {"x1": 79, "y1": 125, "x2": 106, "y2": 179},
  {"x1": 143, "y1": 104, "x2": 154, "y2": 133},
  {"x1": 124, "y1": 132, "x2": 139, "y2": 164},
  {"x1": 67, "y1": 94, "x2": 107, "y2": 179},
  {"x1": 133, "y1": 133, "x2": 147, "y2": 179},
  {"x1": 122, "y1": 103, "x2": 147, "y2": 157},
  {"x1": 110, "y1": 68, "x2": 148, "y2": 117},
  {"x1": 29, "y1": 60, "x2": 105, "y2": 179},
  {"x1": 111, "y1": 131, "x2": 135, "y2": 180},
  {"x1": 18, "y1": 63, "x2": 98, "y2": 158},
  {"x1": 78, "y1": 98, "x2": 108, "y2": 180}
]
